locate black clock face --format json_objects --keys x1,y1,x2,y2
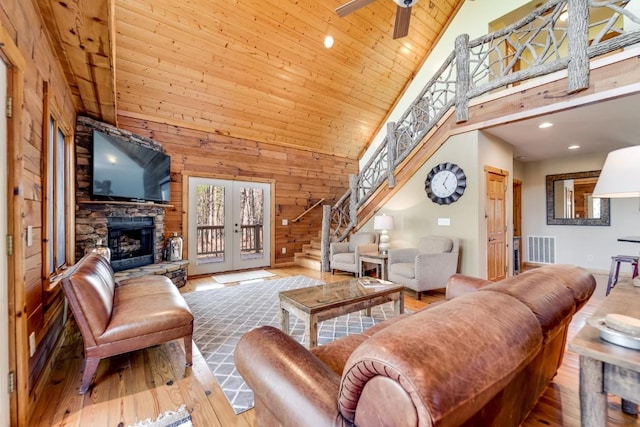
[{"x1": 425, "y1": 162, "x2": 467, "y2": 205}]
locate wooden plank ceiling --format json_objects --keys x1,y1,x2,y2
[{"x1": 37, "y1": 0, "x2": 463, "y2": 159}]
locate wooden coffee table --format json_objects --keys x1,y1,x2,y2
[{"x1": 279, "y1": 278, "x2": 404, "y2": 348}]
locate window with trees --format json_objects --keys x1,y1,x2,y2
[{"x1": 43, "y1": 84, "x2": 73, "y2": 282}]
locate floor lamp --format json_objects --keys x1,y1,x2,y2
[
  {"x1": 593, "y1": 146, "x2": 640, "y2": 199},
  {"x1": 593, "y1": 145, "x2": 640, "y2": 287},
  {"x1": 374, "y1": 214, "x2": 395, "y2": 254}
]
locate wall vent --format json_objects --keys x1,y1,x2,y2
[{"x1": 527, "y1": 236, "x2": 556, "y2": 264}]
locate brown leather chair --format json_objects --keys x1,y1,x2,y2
[{"x1": 60, "y1": 253, "x2": 194, "y2": 393}]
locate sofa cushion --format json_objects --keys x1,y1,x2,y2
[
  {"x1": 481, "y1": 266, "x2": 585, "y2": 342},
  {"x1": 534, "y1": 264, "x2": 596, "y2": 310},
  {"x1": 333, "y1": 252, "x2": 355, "y2": 264},
  {"x1": 418, "y1": 236, "x2": 453, "y2": 254},
  {"x1": 311, "y1": 334, "x2": 368, "y2": 375},
  {"x1": 388, "y1": 262, "x2": 415, "y2": 279},
  {"x1": 97, "y1": 276, "x2": 193, "y2": 343}
]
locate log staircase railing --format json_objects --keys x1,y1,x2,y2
[{"x1": 321, "y1": 0, "x2": 640, "y2": 271}]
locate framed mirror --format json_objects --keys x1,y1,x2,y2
[{"x1": 546, "y1": 171, "x2": 610, "y2": 226}]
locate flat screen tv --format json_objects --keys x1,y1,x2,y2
[{"x1": 91, "y1": 130, "x2": 171, "y2": 203}]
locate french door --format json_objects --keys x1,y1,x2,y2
[{"x1": 187, "y1": 177, "x2": 271, "y2": 275}]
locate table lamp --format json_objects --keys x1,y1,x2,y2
[{"x1": 373, "y1": 214, "x2": 394, "y2": 254}]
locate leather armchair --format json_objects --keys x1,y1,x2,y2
[
  {"x1": 388, "y1": 235, "x2": 459, "y2": 299},
  {"x1": 330, "y1": 232, "x2": 378, "y2": 276}
]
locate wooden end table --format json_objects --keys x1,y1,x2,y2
[
  {"x1": 279, "y1": 278, "x2": 403, "y2": 348},
  {"x1": 569, "y1": 280, "x2": 640, "y2": 426},
  {"x1": 360, "y1": 251, "x2": 389, "y2": 281}
]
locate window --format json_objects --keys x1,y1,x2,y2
[{"x1": 43, "y1": 83, "x2": 73, "y2": 281}]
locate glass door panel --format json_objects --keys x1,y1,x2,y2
[{"x1": 188, "y1": 177, "x2": 270, "y2": 275}]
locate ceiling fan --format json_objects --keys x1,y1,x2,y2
[{"x1": 335, "y1": 0, "x2": 418, "y2": 39}]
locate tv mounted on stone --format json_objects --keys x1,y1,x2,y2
[{"x1": 91, "y1": 130, "x2": 171, "y2": 203}]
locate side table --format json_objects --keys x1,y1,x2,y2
[
  {"x1": 568, "y1": 280, "x2": 640, "y2": 426},
  {"x1": 360, "y1": 252, "x2": 389, "y2": 281}
]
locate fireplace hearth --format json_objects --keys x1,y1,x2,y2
[{"x1": 107, "y1": 216, "x2": 155, "y2": 272}]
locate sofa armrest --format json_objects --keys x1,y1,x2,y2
[
  {"x1": 389, "y1": 247, "x2": 418, "y2": 264},
  {"x1": 330, "y1": 241, "x2": 350, "y2": 257},
  {"x1": 446, "y1": 274, "x2": 492, "y2": 300},
  {"x1": 235, "y1": 326, "x2": 341, "y2": 426}
]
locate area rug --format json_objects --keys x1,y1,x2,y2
[
  {"x1": 211, "y1": 269, "x2": 275, "y2": 284},
  {"x1": 182, "y1": 275, "x2": 399, "y2": 414},
  {"x1": 128, "y1": 404, "x2": 192, "y2": 427}
]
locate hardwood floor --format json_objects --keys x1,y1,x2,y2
[{"x1": 29, "y1": 267, "x2": 640, "y2": 426}]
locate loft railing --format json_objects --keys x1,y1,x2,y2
[{"x1": 321, "y1": 0, "x2": 640, "y2": 271}]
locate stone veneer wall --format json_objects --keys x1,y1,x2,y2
[{"x1": 74, "y1": 116, "x2": 168, "y2": 262}]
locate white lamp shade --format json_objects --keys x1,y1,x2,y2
[
  {"x1": 593, "y1": 146, "x2": 640, "y2": 198},
  {"x1": 373, "y1": 215, "x2": 394, "y2": 230}
]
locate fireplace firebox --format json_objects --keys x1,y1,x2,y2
[{"x1": 107, "y1": 216, "x2": 155, "y2": 272}]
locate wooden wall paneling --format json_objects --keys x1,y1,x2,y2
[
  {"x1": 22, "y1": 141, "x2": 41, "y2": 177},
  {"x1": 35, "y1": 0, "x2": 115, "y2": 123},
  {"x1": 114, "y1": 3, "x2": 413, "y2": 88},
  {"x1": 118, "y1": 115, "x2": 358, "y2": 265},
  {"x1": 114, "y1": 97, "x2": 351, "y2": 157},
  {"x1": 2, "y1": 1, "x2": 77, "y2": 425},
  {"x1": 111, "y1": 0, "x2": 464, "y2": 160}
]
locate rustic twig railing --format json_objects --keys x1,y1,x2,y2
[{"x1": 321, "y1": 0, "x2": 640, "y2": 271}]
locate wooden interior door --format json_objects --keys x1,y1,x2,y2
[
  {"x1": 0, "y1": 54, "x2": 10, "y2": 427},
  {"x1": 486, "y1": 167, "x2": 508, "y2": 281},
  {"x1": 513, "y1": 179, "x2": 522, "y2": 274}
]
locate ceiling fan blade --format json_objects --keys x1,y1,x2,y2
[
  {"x1": 335, "y1": 0, "x2": 379, "y2": 17},
  {"x1": 393, "y1": 5, "x2": 412, "y2": 39}
]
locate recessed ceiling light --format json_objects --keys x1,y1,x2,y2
[
  {"x1": 538, "y1": 122, "x2": 554, "y2": 129},
  {"x1": 516, "y1": 155, "x2": 527, "y2": 160},
  {"x1": 568, "y1": 144, "x2": 580, "y2": 150},
  {"x1": 324, "y1": 35, "x2": 334, "y2": 49}
]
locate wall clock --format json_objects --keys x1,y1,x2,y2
[{"x1": 425, "y1": 162, "x2": 467, "y2": 205}]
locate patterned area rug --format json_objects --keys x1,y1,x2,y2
[
  {"x1": 183, "y1": 275, "x2": 399, "y2": 414},
  {"x1": 211, "y1": 269, "x2": 275, "y2": 284}
]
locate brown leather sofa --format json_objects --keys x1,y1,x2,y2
[
  {"x1": 235, "y1": 265, "x2": 595, "y2": 426},
  {"x1": 60, "y1": 253, "x2": 194, "y2": 394}
]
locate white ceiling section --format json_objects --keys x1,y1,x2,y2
[{"x1": 484, "y1": 93, "x2": 640, "y2": 163}]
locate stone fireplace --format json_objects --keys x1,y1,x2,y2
[
  {"x1": 107, "y1": 216, "x2": 156, "y2": 272},
  {"x1": 74, "y1": 116, "x2": 189, "y2": 287},
  {"x1": 74, "y1": 116, "x2": 168, "y2": 267}
]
